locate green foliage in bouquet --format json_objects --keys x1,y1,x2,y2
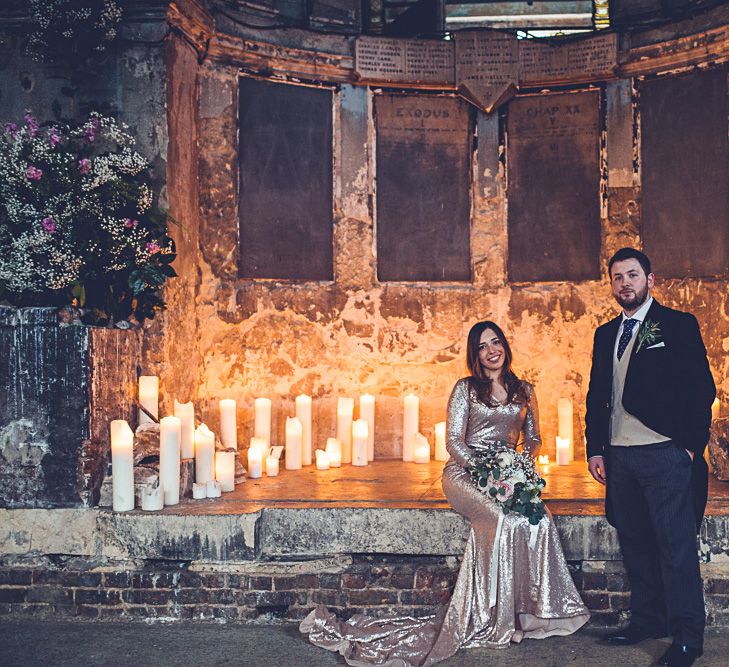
[
  {"x1": 468, "y1": 443, "x2": 547, "y2": 525},
  {"x1": 0, "y1": 110, "x2": 176, "y2": 324}
]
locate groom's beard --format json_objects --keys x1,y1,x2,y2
[{"x1": 615, "y1": 284, "x2": 649, "y2": 311}]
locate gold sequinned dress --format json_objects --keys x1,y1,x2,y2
[{"x1": 300, "y1": 378, "x2": 590, "y2": 666}]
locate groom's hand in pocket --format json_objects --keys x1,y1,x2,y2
[{"x1": 588, "y1": 455, "x2": 607, "y2": 485}]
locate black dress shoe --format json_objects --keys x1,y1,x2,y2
[
  {"x1": 602, "y1": 625, "x2": 665, "y2": 645},
  {"x1": 658, "y1": 644, "x2": 703, "y2": 667}
]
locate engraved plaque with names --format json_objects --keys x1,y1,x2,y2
[{"x1": 355, "y1": 36, "x2": 454, "y2": 85}]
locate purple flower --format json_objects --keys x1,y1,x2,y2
[
  {"x1": 91, "y1": 117, "x2": 101, "y2": 130},
  {"x1": 24, "y1": 111, "x2": 39, "y2": 138},
  {"x1": 78, "y1": 158, "x2": 91, "y2": 175},
  {"x1": 85, "y1": 126, "x2": 96, "y2": 142},
  {"x1": 4, "y1": 122, "x2": 18, "y2": 137},
  {"x1": 124, "y1": 218, "x2": 138, "y2": 228},
  {"x1": 42, "y1": 217, "x2": 56, "y2": 233},
  {"x1": 25, "y1": 166, "x2": 43, "y2": 181},
  {"x1": 145, "y1": 241, "x2": 160, "y2": 254},
  {"x1": 49, "y1": 128, "x2": 60, "y2": 147}
]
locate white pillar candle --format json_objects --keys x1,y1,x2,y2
[
  {"x1": 138, "y1": 376, "x2": 159, "y2": 425},
  {"x1": 215, "y1": 450, "x2": 236, "y2": 492},
  {"x1": 537, "y1": 454, "x2": 550, "y2": 471},
  {"x1": 414, "y1": 433, "x2": 430, "y2": 464},
  {"x1": 336, "y1": 397, "x2": 354, "y2": 464},
  {"x1": 110, "y1": 420, "x2": 134, "y2": 512},
  {"x1": 352, "y1": 419, "x2": 369, "y2": 466},
  {"x1": 402, "y1": 394, "x2": 419, "y2": 462},
  {"x1": 219, "y1": 398, "x2": 237, "y2": 450},
  {"x1": 316, "y1": 449, "x2": 330, "y2": 470},
  {"x1": 194, "y1": 423, "x2": 215, "y2": 484},
  {"x1": 285, "y1": 417, "x2": 303, "y2": 470},
  {"x1": 326, "y1": 438, "x2": 342, "y2": 467},
  {"x1": 192, "y1": 482, "x2": 207, "y2": 499},
  {"x1": 359, "y1": 394, "x2": 375, "y2": 461},
  {"x1": 159, "y1": 416, "x2": 181, "y2": 506},
  {"x1": 712, "y1": 398, "x2": 720, "y2": 421},
  {"x1": 249, "y1": 436, "x2": 268, "y2": 473},
  {"x1": 248, "y1": 446, "x2": 263, "y2": 479},
  {"x1": 295, "y1": 394, "x2": 313, "y2": 466},
  {"x1": 206, "y1": 479, "x2": 222, "y2": 498},
  {"x1": 265, "y1": 455, "x2": 279, "y2": 477},
  {"x1": 556, "y1": 436, "x2": 571, "y2": 466},
  {"x1": 174, "y1": 400, "x2": 195, "y2": 459},
  {"x1": 557, "y1": 398, "x2": 574, "y2": 461},
  {"x1": 254, "y1": 398, "x2": 272, "y2": 446},
  {"x1": 141, "y1": 482, "x2": 163, "y2": 511},
  {"x1": 434, "y1": 421, "x2": 448, "y2": 461}
]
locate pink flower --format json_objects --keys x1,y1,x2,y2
[
  {"x1": 24, "y1": 111, "x2": 39, "y2": 138},
  {"x1": 4, "y1": 122, "x2": 18, "y2": 139},
  {"x1": 496, "y1": 480, "x2": 514, "y2": 500},
  {"x1": 145, "y1": 241, "x2": 160, "y2": 254},
  {"x1": 85, "y1": 126, "x2": 96, "y2": 142},
  {"x1": 25, "y1": 166, "x2": 43, "y2": 181},
  {"x1": 78, "y1": 158, "x2": 91, "y2": 174},
  {"x1": 49, "y1": 128, "x2": 60, "y2": 147},
  {"x1": 41, "y1": 217, "x2": 56, "y2": 233},
  {"x1": 124, "y1": 218, "x2": 138, "y2": 228}
]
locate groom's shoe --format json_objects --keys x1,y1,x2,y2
[
  {"x1": 657, "y1": 644, "x2": 703, "y2": 667},
  {"x1": 601, "y1": 625, "x2": 665, "y2": 645}
]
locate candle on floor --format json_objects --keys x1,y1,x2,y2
[
  {"x1": 537, "y1": 454, "x2": 550, "y2": 474},
  {"x1": 295, "y1": 394, "x2": 313, "y2": 466},
  {"x1": 556, "y1": 436, "x2": 571, "y2": 466},
  {"x1": 215, "y1": 450, "x2": 236, "y2": 492},
  {"x1": 192, "y1": 482, "x2": 207, "y2": 499},
  {"x1": 248, "y1": 446, "x2": 263, "y2": 479},
  {"x1": 285, "y1": 417, "x2": 303, "y2": 470},
  {"x1": 414, "y1": 433, "x2": 430, "y2": 464},
  {"x1": 326, "y1": 438, "x2": 342, "y2": 467},
  {"x1": 557, "y1": 398, "x2": 573, "y2": 461},
  {"x1": 266, "y1": 455, "x2": 279, "y2": 477},
  {"x1": 316, "y1": 449, "x2": 330, "y2": 470},
  {"x1": 138, "y1": 376, "x2": 159, "y2": 425},
  {"x1": 174, "y1": 400, "x2": 195, "y2": 459},
  {"x1": 110, "y1": 420, "x2": 134, "y2": 512},
  {"x1": 712, "y1": 398, "x2": 721, "y2": 421},
  {"x1": 219, "y1": 399, "x2": 237, "y2": 450},
  {"x1": 434, "y1": 422, "x2": 448, "y2": 462},
  {"x1": 141, "y1": 482, "x2": 163, "y2": 511},
  {"x1": 159, "y1": 416, "x2": 181, "y2": 505},
  {"x1": 402, "y1": 394, "x2": 419, "y2": 462},
  {"x1": 337, "y1": 397, "x2": 354, "y2": 464},
  {"x1": 352, "y1": 419, "x2": 368, "y2": 466},
  {"x1": 254, "y1": 397, "x2": 272, "y2": 446},
  {"x1": 194, "y1": 424, "x2": 215, "y2": 484},
  {"x1": 360, "y1": 394, "x2": 375, "y2": 461},
  {"x1": 206, "y1": 480, "x2": 222, "y2": 498}
]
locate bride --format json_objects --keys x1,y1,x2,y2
[{"x1": 301, "y1": 321, "x2": 590, "y2": 666}]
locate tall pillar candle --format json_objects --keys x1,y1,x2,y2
[
  {"x1": 402, "y1": 394, "x2": 419, "y2": 461},
  {"x1": 110, "y1": 420, "x2": 134, "y2": 512},
  {"x1": 159, "y1": 416, "x2": 181, "y2": 505},
  {"x1": 194, "y1": 424, "x2": 215, "y2": 484},
  {"x1": 352, "y1": 419, "x2": 369, "y2": 466},
  {"x1": 360, "y1": 394, "x2": 375, "y2": 461},
  {"x1": 285, "y1": 417, "x2": 303, "y2": 470},
  {"x1": 174, "y1": 400, "x2": 195, "y2": 459},
  {"x1": 138, "y1": 376, "x2": 159, "y2": 425},
  {"x1": 337, "y1": 397, "x2": 354, "y2": 464},
  {"x1": 557, "y1": 398, "x2": 573, "y2": 461},
  {"x1": 254, "y1": 398, "x2": 272, "y2": 446},
  {"x1": 434, "y1": 421, "x2": 448, "y2": 461},
  {"x1": 215, "y1": 450, "x2": 236, "y2": 492},
  {"x1": 295, "y1": 394, "x2": 313, "y2": 466},
  {"x1": 219, "y1": 399, "x2": 237, "y2": 450}
]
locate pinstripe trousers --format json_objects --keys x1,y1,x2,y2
[{"x1": 607, "y1": 441, "x2": 704, "y2": 649}]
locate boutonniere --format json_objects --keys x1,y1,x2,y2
[{"x1": 635, "y1": 319, "x2": 662, "y2": 353}]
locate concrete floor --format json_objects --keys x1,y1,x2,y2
[{"x1": 1, "y1": 621, "x2": 727, "y2": 666}]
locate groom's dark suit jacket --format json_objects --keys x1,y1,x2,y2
[{"x1": 585, "y1": 299, "x2": 716, "y2": 530}]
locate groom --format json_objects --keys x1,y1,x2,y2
[{"x1": 585, "y1": 248, "x2": 715, "y2": 667}]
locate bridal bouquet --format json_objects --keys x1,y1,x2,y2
[{"x1": 468, "y1": 443, "x2": 547, "y2": 525}]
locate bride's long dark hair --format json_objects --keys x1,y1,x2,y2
[{"x1": 466, "y1": 321, "x2": 528, "y2": 406}]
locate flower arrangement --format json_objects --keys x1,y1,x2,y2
[
  {"x1": 27, "y1": 0, "x2": 123, "y2": 62},
  {"x1": 468, "y1": 443, "x2": 547, "y2": 525},
  {"x1": 0, "y1": 110, "x2": 176, "y2": 325}
]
